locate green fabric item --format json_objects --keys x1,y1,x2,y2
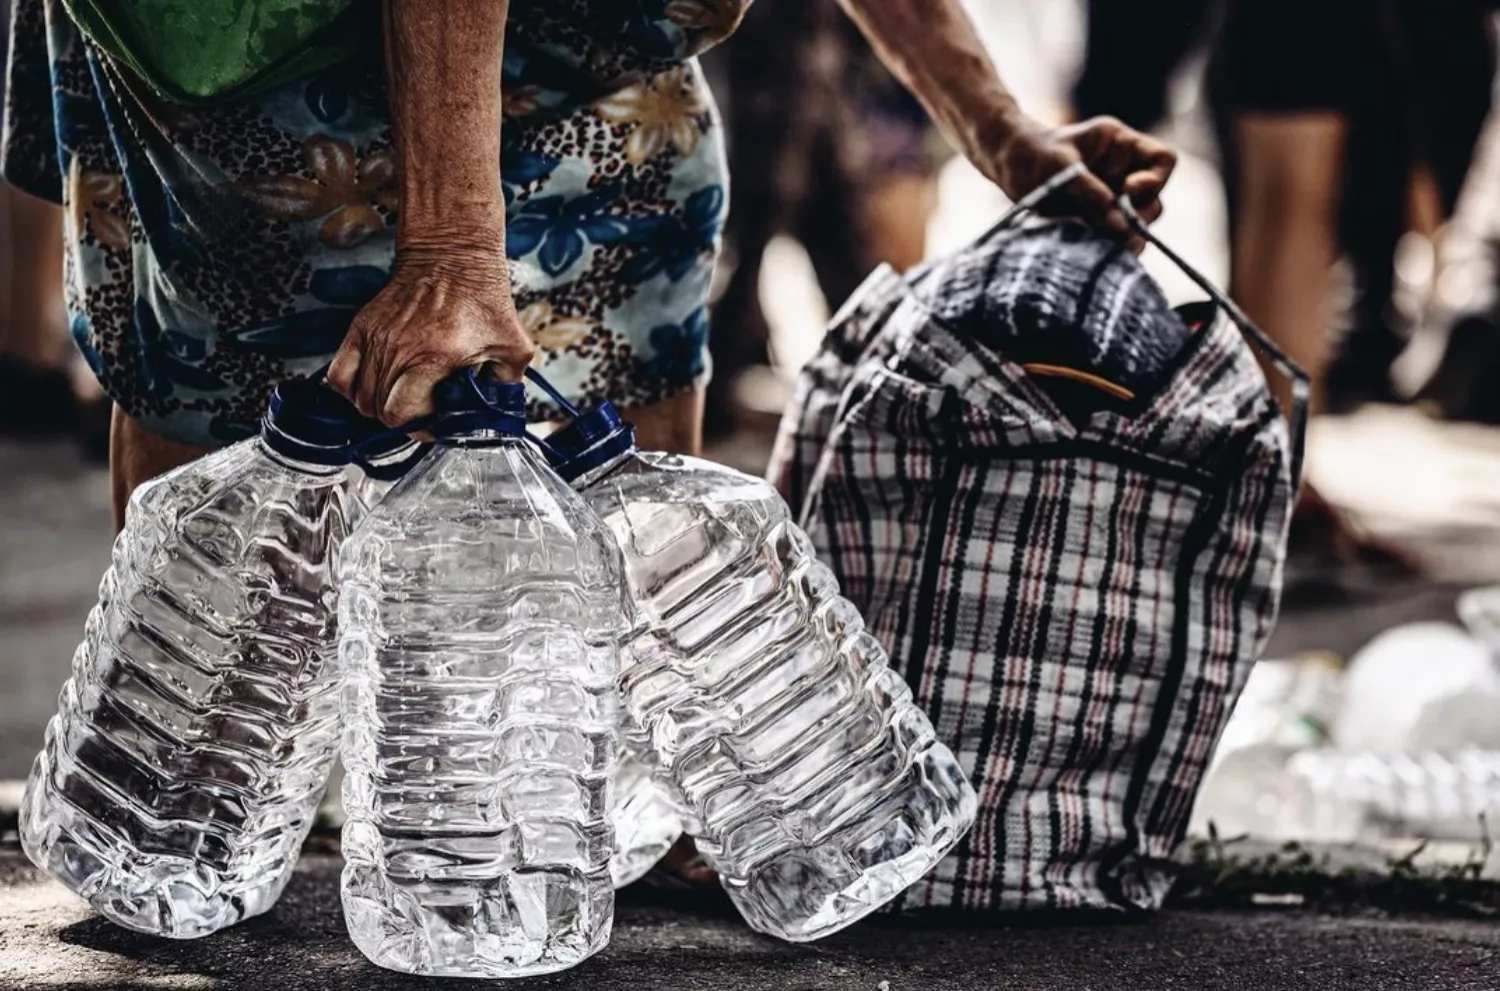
[{"x1": 61, "y1": 0, "x2": 367, "y2": 105}]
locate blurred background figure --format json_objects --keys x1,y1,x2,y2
[
  {"x1": 1212, "y1": 0, "x2": 1495, "y2": 576},
  {"x1": 1073, "y1": 0, "x2": 1211, "y2": 135},
  {"x1": 0, "y1": 0, "x2": 65, "y2": 439},
  {"x1": 0, "y1": 191, "x2": 110, "y2": 460},
  {"x1": 0, "y1": 0, "x2": 107, "y2": 455},
  {"x1": 1074, "y1": 0, "x2": 1497, "y2": 573},
  {"x1": 704, "y1": 0, "x2": 950, "y2": 440},
  {"x1": 0, "y1": 178, "x2": 70, "y2": 432}
]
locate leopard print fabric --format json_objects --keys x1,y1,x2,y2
[{"x1": 1, "y1": 0, "x2": 744, "y2": 444}]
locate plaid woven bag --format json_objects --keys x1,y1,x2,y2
[{"x1": 767, "y1": 166, "x2": 1308, "y2": 913}]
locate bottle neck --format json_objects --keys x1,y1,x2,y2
[
  {"x1": 361, "y1": 440, "x2": 421, "y2": 466},
  {"x1": 438, "y1": 431, "x2": 528, "y2": 448},
  {"x1": 255, "y1": 434, "x2": 346, "y2": 476},
  {"x1": 570, "y1": 446, "x2": 635, "y2": 488}
]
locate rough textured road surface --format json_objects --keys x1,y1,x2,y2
[{"x1": 3, "y1": 848, "x2": 1499, "y2": 991}]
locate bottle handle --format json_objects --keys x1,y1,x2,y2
[
  {"x1": 976, "y1": 160, "x2": 1092, "y2": 246},
  {"x1": 345, "y1": 364, "x2": 521, "y2": 466},
  {"x1": 524, "y1": 366, "x2": 584, "y2": 418},
  {"x1": 521, "y1": 366, "x2": 580, "y2": 462}
]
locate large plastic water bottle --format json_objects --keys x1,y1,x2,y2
[
  {"x1": 20, "y1": 380, "x2": 385, "y2": 938},
  {"x1": 536, "y1": 388, "x2": 977, "y2": 942},
  {"x1": 1193, "y1": 746, "x2": 1500, "y2": 843},
  {"x1": 1333, "y1": 623, "x2": 1500, "y2": 754},
  {"x1": 347, "y1": 437, "x2": 427, "y2": 521},
  {"x1": 607, "y1": 723, "x2": 685, "y2": 889},
  {"x1": 1460, "y1": 585, "x2": 1500, "y2": 660},
  {"x1": 338, "y1": 374, "x2": 624, "y2": 978}
]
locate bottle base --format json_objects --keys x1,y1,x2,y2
[
  {"x1": 347, "y1": 948, "x2": 605, "y2": 979},
  {"x1": 727, "y1": 826, "x2": 968, "y2": 942},
  {"x1": 341, "y1": 863, "x2": 613, "y2": 978},
  {"x1": 723, "y1": 744, "x2": 979, "y2": 942},
  {"x1": 22, "y1": 823, "x2": 282, "y2": 939}
]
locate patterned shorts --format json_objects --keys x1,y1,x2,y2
[{"x1": 1, "y1": 0, "x2": 735, "y2": 445}]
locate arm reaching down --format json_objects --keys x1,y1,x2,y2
[
  {"x1": 328, "y1": 0, "x2": 534, "y2": 428},
  {"x1": 837, "y1": 0, "x2": 1177, "y2": 239}
]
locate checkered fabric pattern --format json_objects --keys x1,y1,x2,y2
[{"x1": 767, "y1": 241, "x2": 1296, "y2": 913}]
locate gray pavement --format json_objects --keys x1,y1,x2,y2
[
  {"x1": 0, "y1": 438, "x2": 111, "y2": 779},
  {"x1": 3, "y1": 847, "x2": 1499, "y2": 991}
]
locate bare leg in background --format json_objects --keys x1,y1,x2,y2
[
  {"x1": 108, "y1": 407, "x2": 213, "y2": 533},
  {"x1": 623, "y1": 388, "x2": 704, "y2": 457},
  {"x1": 1, "y1": 183, "x2": 107, "y2": 452},
  {"x1": 1230, "y1": 115, "x2": 1347, "y2": 418},
  {"x1": 860, "y1": 172, "x2": 935, "y2": 274},
  {"x1": 1230, "y1": 114, "x2": 1420, "y2": 567},
  {"x1": 0, "y1": 183, "x2": 67, "y2": 369}
]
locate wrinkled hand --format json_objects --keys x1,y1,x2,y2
[
  {"x1": 983, "y1": 115, "x2": 1177, "y2": 248},
  {"x1": 327, "y1": 239, "x2": 535, "y2": 428}
]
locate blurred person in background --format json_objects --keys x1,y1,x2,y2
[
  {"x1": 704, "y1": 0, "x2": 864, "y2": 440},
  {"x1": 0, "y1": 0, "x2": 105, "y2": 452},
  {"x1": 706, "y1": 0, "x2": 953, "y2": 440},
  {"x1": 1209, "y1": 0, "x2": 1495, "y2": 571},
  {"x1": 3, "y1": 0, "x2": 1176, "y2": 538},
  {"x1": 0, "y1": 181, "x2": 109, "y2": 455},
  {"x1": 0, "y1": 180, "x2": 67, "y2": 429},
  {"x1": 1074, "y1": 0, "x2": 1496, "y2": 572},
  {"x1": 1413, "y1": 90, "x2": 1500, "y2": 425},
  {"x1": 1072, "y1": 0, "x2": 1212, "y2": 136},
  {"x1": 838, "y1": 15, "x2": 956, "y2": 276}
]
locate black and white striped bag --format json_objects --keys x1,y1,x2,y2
[{"x1": 768, "y1": 166, "x2": 1307, "y2": 913}]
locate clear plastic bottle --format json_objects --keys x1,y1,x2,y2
[
  {"x1": 1333, "y1": 623, "x2": 1500, "y2": 753},
  {"x1": 20, "y1": 381, "x2": 378, "y2": 938},
  {"x1": 338, "y1": 375, "x2": 624, "y2": 978},
  {"x1": 1291, "y1": 749, "x2": 1500, "y2": 842},
  {"x1": 538, "y1": 395, "x2": 977, "y2": 942},
  {"x1": 1207, "y1": 653, "x2": 1341, "y2": 776},
  {"x1": 344, "y1": 434, "x2": 668, "y2": 887},
  {"x1": 608, "y1": 725, "x2": 684, "y2": 888},
  {"x1": 1459, "y1": 585, "x2": 1500, "y2": 659},
  {"x1": 1193, "y1": 746, "x2": 1500, "y2": 843},
  {"x1": 347, "y1": 438, "x2": 426, "y2": 523}
]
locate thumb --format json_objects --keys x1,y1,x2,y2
[
  {"x1": 480, "y1": 320, "x2": 538, "y2": 381},
  {"x1": 380, "y1": 364, "x2": 447, "y2": 429}
]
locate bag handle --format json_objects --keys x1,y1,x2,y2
[
  {"x1": 1114, "y1": 193, "x2": 1310, "y2": 493},
  {"x1": 979, "y1": 160, "x2": 1094, "y2": 243},
  {"x1": 925, "y1": 162, "x2": 1309, "y2": 492},
  {"x1": 909, "y1": 162, "x2": 1091, "y2": 297}
]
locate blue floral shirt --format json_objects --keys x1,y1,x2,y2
[{"x1": 1, "y1": 0, "x2": 746, "y2": 444}]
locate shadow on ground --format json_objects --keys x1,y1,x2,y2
[{"x1": 1, "y1": 851, "x2": 1496, "y2": 991}]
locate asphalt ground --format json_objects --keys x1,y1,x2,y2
[{"x1": 3, "y1": 847, "x2": 1499, "y2": 991}]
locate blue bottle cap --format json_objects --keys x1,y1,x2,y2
[
  {"x1": 262, "y1": 379, "x2": 363, "y2": 466},
  {"x1": 430, "y1": 370, "x2": 528, "y2": 440},
  {"x1": 542, "y1": 401, "x2": 637, "y2": 482}
]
